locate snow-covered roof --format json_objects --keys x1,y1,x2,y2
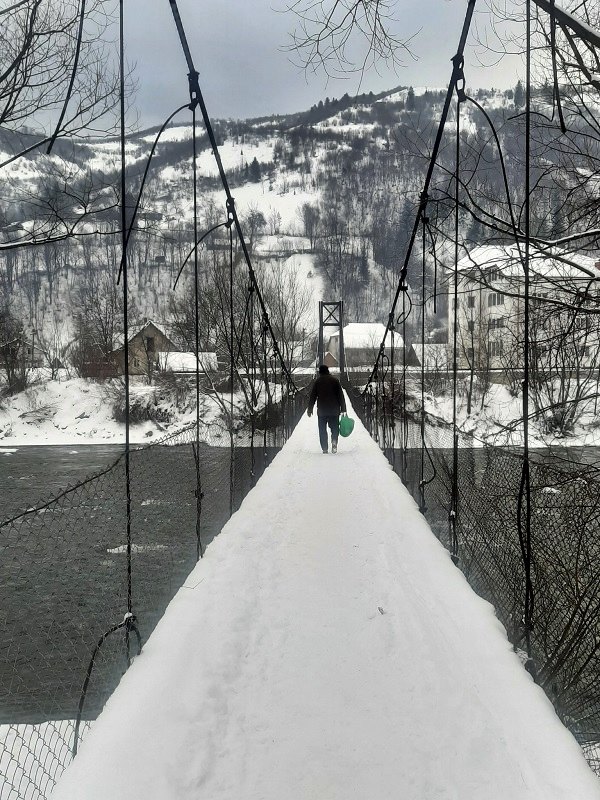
[
  {"x1": 128, "y1": 320, "x2": 171, "y2": 341},
  {"x1": 457, "y1": 244, "x2": 599, "y2": 281},
  {"x1": 113, "y1": 321, "x2": 175, "y2": 351},
  {"x1": 158, "y1": 351, "x2": 218, "y2": 373},
  {"x1": 329, "y1": 323, "x2": 389, "y2": 349}
]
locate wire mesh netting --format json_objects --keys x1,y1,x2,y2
[
  {"x1": 0, "y1": 393, "x2": 308, "y2": 800},
  {"x1": 348, "y1": 382, "x2": 600, "y2": 772}
]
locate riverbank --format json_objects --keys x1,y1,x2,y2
[
  {"x1": 426, "y1": 381, "x2": 600, "y2": 448},
  {"x1": 0, "y1": 374, "x2": 226, "y2": 446},
  {"x1": 3, "y1": 373, "x2": 600, "y2": 450}
]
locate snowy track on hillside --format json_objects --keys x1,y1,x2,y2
[{"x1": 53, "y1": 399, "x2": 600, "y2": 800}]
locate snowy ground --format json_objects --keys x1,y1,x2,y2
[
  {"x1": 427, "y1": 380, "x2": 600, "y2": 448},
  {"x1": 0, "y1": 374, "x2": 227, "y2": 446},
  {"x1": 52, "y1": 399, "x2": 600, "y2": 799},
  {"x1": 3, "y1": 372, "x2": 600, "y2": 451}
]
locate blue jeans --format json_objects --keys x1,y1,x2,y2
[{"x1": 318, "y1": 415, "x2": 339, "y2": 451}]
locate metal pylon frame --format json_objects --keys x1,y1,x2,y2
[{"x1": 318, "y1": 301, "x2": 346, "y2": 379}]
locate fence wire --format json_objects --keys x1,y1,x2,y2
[
  {"x1": 0, "y1": 390, "x2": 307, "y2": 800},
  {"x1": 349, "y1": 380, "x2": 600, "y2": 772}
]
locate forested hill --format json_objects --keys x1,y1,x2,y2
[{"x1": 0, "y1": 82, "x2": 546, "y2": 352}]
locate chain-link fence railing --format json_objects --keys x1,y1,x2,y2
[
  {"x1": 0, "y1": 389, "x2": 309, "y2": 800},
  {"x1": 348, "y1": 381, "x2": 600, "y2": 772}
]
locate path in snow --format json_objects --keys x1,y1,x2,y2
[{"x1": 53, "y1": 399, "x2": 600, "y2": 800}]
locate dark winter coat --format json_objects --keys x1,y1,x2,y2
[{"x1": 308, "y1": 373, "x2": 347, "y2": 417}]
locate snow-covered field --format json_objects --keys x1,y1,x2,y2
[
  {"x1": 3, "y1": 371, "x2": 599, "y2": 450},
  {"x1": 426, "y1": 381, "x2": 600, "y2": 448},
  {"x1": 0, "y1": 374, "x2": 226, "y2": 446},
  {"x1": 51, "y1": 399, "x2": 600, "y2": 799}
]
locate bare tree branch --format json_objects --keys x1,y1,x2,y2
[{"x1": 285, "y1": 0, "x2": 418, "y2": 82}]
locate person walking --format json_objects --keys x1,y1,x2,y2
[{"x1": 307, "y1": 364, "x2": 347, "y2": 453}]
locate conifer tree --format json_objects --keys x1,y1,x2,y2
[{"x1": 248, "y1": 157, "x2": 262, "y2": 183}]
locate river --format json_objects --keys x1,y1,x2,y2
[{"x1": 0, "y1": 441, "x2": 278, "y2": 724}]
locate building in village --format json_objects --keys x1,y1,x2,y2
[
  {"x1": 326, "y1": 322, "x2": 401, "y2": 371},
  {"x1": 447, "y1": 245, "x2": 600, "y2": 372},
  {"x1": 112, "y1": 320, "x2": 178, "y2": 379},
  {"x1": 406, "y1": 343, "x2": 449, "y2": 371},
  {"x1": 111, "y1": 321, "x2": 220, "y2": 383}
]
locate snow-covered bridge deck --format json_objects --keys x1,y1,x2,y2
[{"x1": 54, "y1": 400, "x2": 600, "y2": 800}]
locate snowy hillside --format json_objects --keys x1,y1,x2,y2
[
  {"x1": 0, "y1": 82, "x2": 525, "y2": 342},
  {"x1": 2, "y1": 82, "x2": 575, "y2": 444}
]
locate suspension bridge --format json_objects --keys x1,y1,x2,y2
[
  {"x1": 47, "y1": 405, "x2": 600, "y2": 800},
  {"x1": 3, "y1": 0, "x2": 600, "y2": 797}
]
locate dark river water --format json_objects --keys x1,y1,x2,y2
[
  {"x1": 0, "y1": 444, "x2": 125, "y2": 519},
  {"x1": 0, "y1": 441, "x2": 278, "y2": 724}
]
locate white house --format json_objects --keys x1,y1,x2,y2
[{"x1": 326, "y1": 322, "x2": 402, "y2": 370}]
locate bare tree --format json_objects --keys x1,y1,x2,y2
[
  {"x1": 286, "y1": 0, "x2": 416, "y2": 81},
  {"x1": 0, "y1": 163, "x2": 120, "y2": 256},
  {"x1": 258, "y1": 262, "x2": 314, "y2": 374},
  {"x1": 528, "y1": 289, "x2": 600, "y2": 436},
  {"x1": 267, "y1": 207, "x2": 282, "y2": 236},
  {"x1": 36, "y1": 309, "x2": 69, "y2": 379},
  {"x1": 243, "y1": 204, "x2": 267, "y2": 254},
  {"x1": 0, "y1": 0, "x2": 123, "y2": 142},
  {"x1": 0, "y1": 304, "x2": 29, "y2": 394},
  {"x1": 71, "y1": 267, "x2": 123, "y2": 378},
  {"x1": 297, "y1": 201, "x2": 320, "y2": 249}
]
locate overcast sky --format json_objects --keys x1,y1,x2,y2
[{"x1": 123, "y1": 0, "x2": 524, "y2": 128}]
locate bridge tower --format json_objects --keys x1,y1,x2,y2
[{"x1": 318, "y1": 301, "x2": 346, "y2": 379}]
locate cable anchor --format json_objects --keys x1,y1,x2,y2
[
  {"x1": 225, "y1": 197, "x2": 235, "y2": 226},
  {"x1": 451, "y1": 54, "x2": 467, "y2": 102},
  {"x1": 187, "y1": 69, "x2": 200, "y2": 110}
]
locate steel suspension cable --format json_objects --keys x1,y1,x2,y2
[
  {"x1": 419, "y1": 214, "x2": 427, "y2": 513},
  {"x1": 450, "y1": 92, "x2": 461, "y2": 563},
  {"x1": 192, "y1": 105, "x2": 204, "y2": 560},
  {"x1": 118, "y1": 102, "x2": 191, "y2": 285},
  {"x1": 167, "y1": 0, "x2": 297, "y2": 392},
  {"x1": 46, "y1": 0, "x2": 87, "y2": 154},
  {"x1": 364, "y1": 0, "x2": 476, "y2": 391},
  {"x1": 262, "y1": 319, "x2": 269, "y2": 456},
  {"x1": 119, "y1": 0, "x2": 133, "y2": 667},
  {"x1": 172, "y1": 220, "x2": 230, "y2": 291},
  {"x1": 250, "y1": 283, "x2": 256, "y2": 481},
  {"x1": 463, "y1": 96, "x2": 524, "y2": 252},
  {"x1": 381, "y1": 354, "x2": 390, "y2": 453},
  {"x1": 520, "y1": 0, "x2": 535, "y2": 674},
  {"x1": 72, "y1": 613, "x2": 141, "y2": 756},
  {"x1": 418, "y1": 222, "x2": 438, "y2": 506},
  {"x1": 390, "y1": 323, "x2": 396, "y2": 469},
  {"x1": 549, "y1": 2, "x2": 567, "y2": 133},
  {"x1": 401, "y1": 289, "x2": 408, "y2": 482},
  {"x1": 443, "y1": 82, "x2": 536, "y2": 584},
  {"x1": 229, "y1": 223, "x2": 235, "y2": 518}
]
